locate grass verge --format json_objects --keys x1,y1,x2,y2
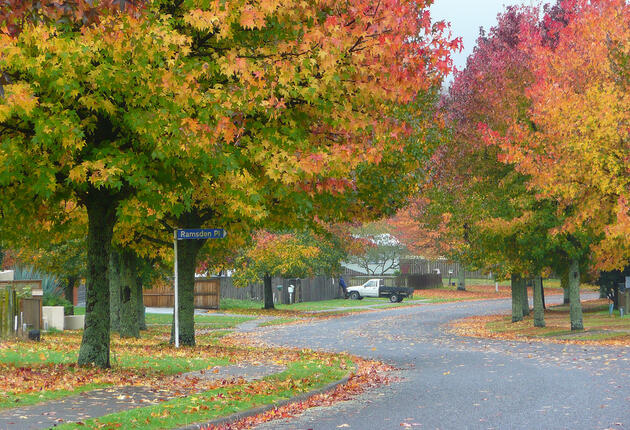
[
  {"x1": 216, "y1": 297, "x2": 426, "y2": 315},
  {"x1": 451, "y1": 298, "x2": 630, "y2": 345}
]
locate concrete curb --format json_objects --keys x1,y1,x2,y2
[{"x1": 178, "y1": 375, "x2": 351, "y2": 430}]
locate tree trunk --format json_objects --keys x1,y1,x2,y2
[
  {"x1": 541, "y1": 277, "x2": 546, "y2": 310},
  {"x1": 533, "y1": 275, "x2": 545, "y2": 327},
  {"x1": 263, "y1": 274, "x2": 274, "y2": 309},
  {"x1": 170, "y1": 239, "x2": 204, "y2": 346},
  {"x1": 511, "y1": 273, "x2": 523, "y2": 322},
  {"x1": 78, "y1": 190, "x2": 117, "y2": 368},
  {"x1": 137, "y1": 277, "x2": 146, "y2": 331},
  {"x1": 569, "y1": 258, "x2": 584, "y2": 331},
  {"x1": 457, "y1": 266, "x2": 466, "y2": 291},
  {"x1": 109, "y1": 250, "x2": 122, "y2": 333},
  {"x1": 64, "y1": 277, "x2": 77, "y2": 304},
  {"x1": 561, "y1": 271, "x2": 570, "y2": 305},
  {"x1": 118, "y1": 250, "x2": 139, "y2": 338},
  {"x1": 522, "y1": 279, "x2": 530, "y2": 316}
]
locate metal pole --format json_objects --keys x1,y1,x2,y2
[{"x1": 174, "y1": 229, "x2": 179, "y2": 348}]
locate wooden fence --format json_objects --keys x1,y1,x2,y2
[
  {"x1": 400, "y1": 258, "x2": 488, "y2": 279},
  {"x1": 144, "y1": 276, "x2": 343, "y2": 305},
  {"x1": 143, "y1": 278, "x2": 220, "y2": 309},
  {"x1": 219, "y1": 276, "x2": 342, "y2": 305},
  {"x1": 0, "y1": 281, "x2": 42, "y2": 338}
]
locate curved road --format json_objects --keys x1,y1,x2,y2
[{"x1": 253, "y1": 294, "x2": 629, "y2": 430}]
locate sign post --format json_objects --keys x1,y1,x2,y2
[{"x1": 173, "y1": 228, "x2": 226, "y2": 347}]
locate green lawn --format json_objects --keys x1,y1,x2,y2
[
  {"x1": 144, "y1": 313, "x2": 253, "y2": 328},
  {"x1": 73, "y1": 307, "x2": 253, "y2": 328},
  {"x1": 218, "y1": 297, "x2": 425, "y2": 313}
]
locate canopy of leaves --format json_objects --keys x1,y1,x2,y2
[
  {"x1": 391, "y1": 3, "x2": 597, "y2": 278},
  {"x1": 495, "y1": 0, "x2": 629, "y2": 271},
  {"x1": 233, "y1": 231, "x2": 321, "y2": 287}
]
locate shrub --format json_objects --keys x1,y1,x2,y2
[{"x1": 43, "y1": 293, "x2": 74, "y2": 316}]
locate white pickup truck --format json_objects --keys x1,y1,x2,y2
[{"x1": 346, "y1": 278, "x2": 411, "y2": 303}]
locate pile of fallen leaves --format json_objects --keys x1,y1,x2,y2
[
  {"x1": 208, "y1": 357, "x2": 395, "y2": 430},
  {"x1": 0, "y1": 327, "x2": 306, "y2": 400}
]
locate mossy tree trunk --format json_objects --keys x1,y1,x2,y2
[
  {"x1": 78, "y1": 189, "x2": 118, "y2": 368},
  {"x1": 522, "y1": 279, "x2": 530, "y2": 316},
  {"x1": 569, "y1": 258, "x2": 584, "y2": 331},
  {"x1": 118, "y1": 250, "x2": 140, "y2": 338},
  {"x1": 457, "y1": 266, "x2": 466, "y2": 291},
  {"x1": 511, "y1": 273, "x2": 523, "y2": 323},
  {"x1": 263, "y1": 274, "x2": 274, "y2": 309},
  {"x1": 137, "y1": 278, "x2": 146, "y2": 331},
  {"x1": 561, "y1": 271, "x2": 570, "y2": 305},
  {"x1": 109, "y1": 250, "x2": 122, "y2": 333},
  {"x1": 170, "y1": 238, "x2": 205, "y2": 346},
  {"x1": 533, "y1": 275, "x2": 545, "y2": 327}
]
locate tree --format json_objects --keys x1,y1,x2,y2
[
  {"x1": 1, "y1": 0, "x2": 461, "y2": 359},
  {"x1": 136, "y1": 0, "x2": 461, "y2": 344},
  {"x1": 405, "y1": 6, "x2": 555, "y2": 318},
  {"x1": 497, "y1": 0, "x2": 630, "y2": 272},
  {"x1": 233, "y1": 232, "x2": 321, "y2": 309},
  {"x1": 346, "y1": 222, "x2": 407, "y2": 276},
  {"x1": 109, "y1": 248, "x2": 143, "y2": 338},
  {"x1": 394, "y1": 4, "x2": 597, "y2": 329},
  {"x1": 0, "y1": 12, "x2": 206, "y2": 367}
]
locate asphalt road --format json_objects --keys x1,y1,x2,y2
[{"x1": 253, "y1": 293, "x2": 630, "y2": 430}]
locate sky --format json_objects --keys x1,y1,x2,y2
[{"x1": 430, "y1": 0, "x2": 533, "y2": 81}]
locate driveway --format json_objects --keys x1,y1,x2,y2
[{"x1": 253, "y1": 293, "x2": 630, "y2": 430}]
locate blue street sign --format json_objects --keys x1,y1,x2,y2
[{"x1": 176, "y1": 229, "x2": 227, "y2": 240}]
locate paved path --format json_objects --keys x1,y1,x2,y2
[{"x1": 252, "y1": 292, "x2": 630, "y2": 430}]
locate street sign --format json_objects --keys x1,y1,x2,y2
[
  {"x1": 177, "y1": 229, "x2": 227, "y2": 240},
  {"x1": 173, "y1": 228, "x2": 226, "y2": 348}
]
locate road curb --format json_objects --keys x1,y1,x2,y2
[{"x1": 178, "y1": 375, "x2": 351, "y2": 430}]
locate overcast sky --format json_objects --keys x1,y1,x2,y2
[{"x1": 430, "y1": 0, "x2": 533, "y2": 80}]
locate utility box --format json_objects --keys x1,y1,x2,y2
[{"x1": 42, "y1": 306, "x2": 65, "y2": 331}]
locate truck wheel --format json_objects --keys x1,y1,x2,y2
[
  {"x1": 389, "y1": 294, "x2": 398, "y2": 303},
  {"x1": 350, "y1": 291, "x2": 360, "y2": 300}
]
